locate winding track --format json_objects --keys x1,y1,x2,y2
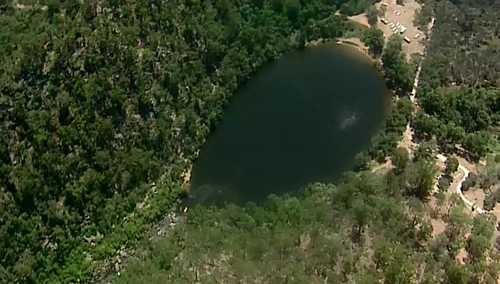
[{"x1": 436, "y1": 154, "x2": 485, "y2": 214}]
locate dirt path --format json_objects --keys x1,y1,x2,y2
[
  {"x1": 399, "y1": 18, "x2": 435, "y2": 154},
  {"x1": 398, "y1": 61, "x2": 421, "y2": 155},
  {"x1": 371, "y1": 159, "x2": 393, "y2": 173},
  {"x1": 347, "y1": 13, "x2": 370, "y2": 28},
  {"x1": 436, "y1": 154, "x2": 485, "y2": 213}
]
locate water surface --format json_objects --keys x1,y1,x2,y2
[{"x1": 187, "y1": 44, "x2": 390, "y2": 207}]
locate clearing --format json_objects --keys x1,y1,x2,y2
[
  {"x1": 347, "y1": 0, "x2": 427, "y2": 59},
  {"x1": 375, "y1": 0, "x2": 427, "y2": 58}
]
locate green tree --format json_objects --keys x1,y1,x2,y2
[
  {"x1": 465, "y1": 131, "x2": 491, "y2": 160},
  {"x1": 382, "y1": 34, "x2": 413, "y2": 94},
  {"x1": 467, "y1": 215, "x2": 495, "y2": 262},
  {"x1": 414, "y1": 5, "x2": 434, "y2": 32},
  {"x1": 412, "y1": 111, "x2": 442, "y2": 140},
  {"x1": 445, "y1": 156, "x2": 459, "y2": 176},
  {"x1": 437, "y1": 122, "x2": 466, "y2": 153},
  {"x1": 392, "y1": 147, "x2": 409, "y2": 175},
  {"x1": 414, "y1": 139, "x2": 438, "y2": 162},
  {"x1": 354, "y1": 150, "x2": 371, "y2": 171},
  {"x1": 404, "y1": 159, "x2": 436, "y2": 201},
  {"x1": 374, "y1": 243, "x2": 415, "y2": 284},
  {"x1": 12, "y1": 250, "x2": 35, "y2": 284},
  {"x1": 366, "y1": 6, "x2": 379, "y2": 26},
  {"x1": 438, "y1": 176, "x2": 451, "y2": 192},
  {"x1": 445, "y1": 262, "x2": 469, "y2": 284},
  {"x1": 396, "y1": 97, "x2": 414, "y2": 121},
  {"x1": 363, "y1": 27, "x2": 385, "y2": 57},
  {"x1": 445, "y1": 207, "x2": 471, "y2": 257},
  {"x1": 352, "y1": 199, "x2": 370, "y2": 241}
]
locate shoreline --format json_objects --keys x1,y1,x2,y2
[{"x1": 335, "y1": 38, "x2": 373, "y2": 60}]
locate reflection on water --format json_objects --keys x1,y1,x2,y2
[
  {"x1": 185, "y1": 183, "x2": 239, "y2": 208},
  {"x1": 339, "y1": 109, "x2": 359, "y2": 130}
]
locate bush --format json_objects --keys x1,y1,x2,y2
[{"x1": 438, "y1": 176, "x2": 451, "y2": 192}]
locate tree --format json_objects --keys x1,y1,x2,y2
[
  {"x1": 354, "y1": 151, "x2": 371, "y2": 171},
  {"x1": 414, "y1": 139, "x2": 437, "y2": 162},
  {"x1": 436, "y1": 122, "x2": 466, "y2": 153},
  {"x1": 461, "y1": 172, "x2": 478, "y2": 192},
  {"x1": 380, "y1": 5, "x2": 387, "y2": 17},
  {"x1": 396, "y1": 97, "x2": 414, "y2": 121},
  {"x1": 382, "y1": 35, "x2": 413, "y2": 94},
  {"x1": 444, "y1": 156, "x2": 459, "y2": 176},
  {"x1": 352, "y1": 199, "x2": 370, "y2": 241},
  {"x1": 438, "y1": 176, "x2": 451, "y2": 192},
  {"x1": 467, "y1": 215, "x2": 495, "y2": 262},
  {"x1": 374, "y1": 243, "x2": 416, "y2": 284},
  {"x1": 12, "y1": 250, "x2": 35, "y2": 283},
  {"x1": 366, "y1": 6, "x2": 379, "y2": 27},
  {"x1": 392, "y1": 147, "x2": 409, "y2": 175},
  {"x1": 464, "y1": 131, "x2": 491, "y2": 160},
  {"x1": 445, "y1": 262, "x2": 469, "y2": 284},
  {"x1": 412, "y1": 111, "x2": 442, "y2": 140},
  {"x1": 363, "y1": 27, "x2": 385, "y2": 57},
  {"x1": 445, "y1": 207, "x2": 471, "y2": 257},
  {"x1": 404, "y1": 159, "x2": 436, "y2": 201},
  {"x1": 414, "y1": 5, "x2": 434, "y2": 32},
  {"x1": 477, "y1": 156, "x2": 500, "y2": 191}
]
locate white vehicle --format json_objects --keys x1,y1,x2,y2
[
  {"x1": 390, "y1": 23, "x2": 395, "y2": 28},
  {"x1": 381, "y1": 18, "x2": 388, "y2": 24},
  {"x1": 404, "y1": 36, "x2": 411, "y2": 43},
  {"x1": 414, "y1": 33, "x2": 420, "y2": 38},
  {"x1": 400, "y1": 26, "x2": 407, "y2": 34},
  {"x1": 396, "y1": 22, "x2": 401, "y2": 27},
  {"x1": 394, "y1": 10, "x2": 399, "y2": 14},
  {"x1": 396, "y1": 11, "x2": 401, "y2": 16}
]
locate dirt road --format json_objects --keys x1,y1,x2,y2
[
  {"x1": 399, "y1": 18, "x2": 435, "y2": 155},
  {"x1": 436, "y1": 154, "x2": 485, "y2": 213}
]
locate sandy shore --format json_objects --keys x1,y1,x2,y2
[{"x1": 335, "y1": 38, "x2": 372, "y2": 60}]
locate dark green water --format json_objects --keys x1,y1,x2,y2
[{"x1": 186, "y1": 44, "x2": 390, "y2": 207}]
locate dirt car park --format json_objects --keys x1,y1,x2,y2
[
  {"x1": 347, "y1": 0, "x2": 426, "y2": 61},
  {"x1": 375, "y1": 0, "x2": 426, "y2": 60}
]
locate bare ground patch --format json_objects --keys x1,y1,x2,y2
[
  {"x1": 398, "y1": 125, "x2": 416, "y2": 154},
  {"x1": 464, "y1": 189, "x2": 486, "y2": 210},
  {"x1": 348, "y1": 13, "x2": 370, "y2": 28},
  {"x1": 375, "y1": 0, "x2": 426, "y2": 59},
  {"x1": 371, "y1": 159, "x2": 393, "y2": 174}
]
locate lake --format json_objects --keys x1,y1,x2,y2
[{"x1": 185, "y1": 44, "x2": 390, "y2": 207}]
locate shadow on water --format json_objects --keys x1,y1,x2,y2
[{"x1": 182, "y1": 44, "x2": 391, "y2": 209}]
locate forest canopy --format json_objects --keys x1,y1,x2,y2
[
  {"x1": 0, "y1": 0, "x2": 358, "y2": 283},
  {"x1": 415, "y1": 0, "x2": 500, "y2": 160},
  {"x1": 114, "y1": 166, "x2": 500, "y2": 284}
]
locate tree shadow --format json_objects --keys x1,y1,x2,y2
[{"x1": 454, "y1": 146, "x2": 478, "y2": 164}]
